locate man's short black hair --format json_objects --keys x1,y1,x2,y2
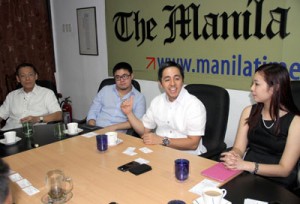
[
  {"x1": 158, "y1": 61, "x2": 184, "y2": 82},
  {"x1": 112, "y1": 62, "x2": 133, "y2": 75},
  {"x1": 15, "y1": 63, "x2": 39, "y2": 76},
  {"x1": 0, "y1": 159, "x2": 10, "y2": 204}
]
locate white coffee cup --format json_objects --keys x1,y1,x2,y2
[
  {"x1": 67, "y1": 122, "x2": 78, "y2": 134},
  {"x1": 106, "y1": 132, "x2": 118, "y2": 146},
  {"x1": 4, "y1": 131, "x2": 17, "y2": 144},
  {"x1": 202, "y1": 187, "x2": 227, "y2": 204}
]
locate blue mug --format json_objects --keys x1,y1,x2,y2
[
  {"x1": 96, "y1": 135, "x2": 108, "y2": 152},
  {"x1": 175, "y1": 159, "x2": 189, "y2": 181}
]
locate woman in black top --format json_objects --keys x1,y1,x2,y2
[{"x1": 221, "y1": 63, "x2": 300, "y2": 189}]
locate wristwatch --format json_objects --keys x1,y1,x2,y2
[
  {"x1": 39, "y1": 116, "x2": 44, "y2": 123},
  {"x1": 162, "y1": 137, "x2": 170, "y2": 146}
]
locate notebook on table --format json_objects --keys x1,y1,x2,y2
[{"x1": 201, "y1": 162, "x2": 242, "y2": 182}]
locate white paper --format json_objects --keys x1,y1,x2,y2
[
  {"x1": 193, "y1": 197, "x2": 232, "y2": 204},
  {"x1": 16, "y1": 179, "x2": 32, "y2": 189},
  {"x1": 135, "y1": 158, "x2": 150, "y2": 164},
  {"x1": 189, "y1": 179, "x2": 220, "y2": 195},
  {"x1": 9, "y1": 173, "x2": 23, "y2": 182},
  {"x1": 139, "y1": 147, "x2": 153, "y2": 153},
  {"x1": 22, "y1": 185, "x2": 40, "y2": 196},
  {"x1": 81, "y1": 132, "x2": 97, "y2": 138},
  {"x1": 244, "y1": 198, "x2": 268, "y2": 204},
  {"x1": 125, "y1": 147, "x2": 136, "y2": 152},
  {"x1": 123, "y1": 147, "x2": 137, "y2": 156},
  {"x1": 9, "y1": 169, "x2": 16, "y2": 175}
]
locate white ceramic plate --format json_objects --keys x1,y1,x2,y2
[
  {"x1": 0, "y1": 137, "x2": 22, "y2": 145},
  {"x1": 193, "y1": 197, "x2": 232, "y2": 204},
  {"x1": 63, "y1": 128, "x2": 83, "y2": 135},
  {"x1": 109, "y1": 138, "x2": 123, "y2": 146}
]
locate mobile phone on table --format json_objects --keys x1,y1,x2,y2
[
  {"x1": 117, "y1": 161, "x2": 140, "y2": 172},
  {"x1": 129, "y1": 163, "x2": 152, "y2": 175}
]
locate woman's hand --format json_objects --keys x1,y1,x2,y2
[{"x1": 220, "y1": 151, "x2": 244, "y2": 170}]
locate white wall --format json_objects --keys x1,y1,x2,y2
[
  {"x1": 51, "y1": 0, "x2": 107, "y2": 119},
  {"x1": 50, "y1": 0, "x2": 252, "y2": 147}
]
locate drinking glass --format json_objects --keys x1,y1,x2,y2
[
  {"x1": 45, "y1": 169, "x2": 73, "y2": 202},
  {"x1": 22, "y1": 122, "x2": 34, "y2": 137},
  {"x1": 175, "y1": 159, "x2": 189, "y2": 182},
  {"x1": 54, "y1": 123, "x2": 66, "y2": 139},
  {"x1": 96, "y1": 134, "x2": 108, "y2": 152}
]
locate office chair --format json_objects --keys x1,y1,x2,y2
[
  {"x1": 290, "y1": 80, "x2": 300, "y2": 196},
  {"x1": 185, "y1": 84, "x2": 230, "y2": 160},
  {"x1": 291, "y1": 80, "x2": 300, "y2": 111},
  {"x1": 98, "y1": 78, "x2": 141, "y2": 92},
  {"x1": 5, "y1": 74, "x2": 18, "y2": 96},
  {"x1": 16, "y1": 79, "x2": 62, "y2": 101},
  {"x1": 79, "y1": 78, "x2": 141, "y2": 137}
]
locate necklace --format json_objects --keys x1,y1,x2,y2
[{"x1": 261, "y1": 117, "x2": 275, "y2": 129}]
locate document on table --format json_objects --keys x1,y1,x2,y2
[
  {"x1": 81, "y1": 131, "x2": 98, "y2": 138},
  {"x1": 189, "y1": 178, "x2": 220, "y2": 195}
]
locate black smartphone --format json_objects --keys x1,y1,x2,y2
[
  {"x1": 129, "y1": 163, "x2": 152, "y2": 175},
  {"x1": 117, "y1": 161, "x2": 140, "y2": 172}
]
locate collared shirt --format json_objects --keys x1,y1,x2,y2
[
  {"x1": 87, "y1": 84, "x2": 146, "y2": 131},
  {"x1": 0, "y1": 85, "x2": 61, "y2": 130},
  {"x1": 142, "y1": 87, "x2": 207, "y2": 155}
]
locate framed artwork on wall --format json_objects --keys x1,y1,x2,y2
[{"x1": 76, "y1": 7, "x2": 98, "y2": 55}]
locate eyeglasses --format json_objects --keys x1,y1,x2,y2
[
  {"x1": 114, "y1": 74, "x2": 131, "y2": 81},
  {"x1": 19, "y1": 73, "x2": 36, "y2": 79}
]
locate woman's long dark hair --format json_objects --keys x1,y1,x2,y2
[{"x1": 247, "y1": 63, "x2": 300, "y2": 135}]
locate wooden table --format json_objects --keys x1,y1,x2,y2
[{"x1": 3, "y1": 128, "x2": 220, "y2": 204}]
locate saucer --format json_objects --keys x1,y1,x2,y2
[
  {"x1": 0, "y1": 137, "x2": 22, "y2": 145},
  {"x1": 108, "y1": 138, "x2": 123, "y2": 146},
  {"x1": 192, "y1": 197, "x2": 231, "y2": 204},
  {"x1": 41, "y1": 192, "x2": 73, "y2": 204},
  {"x1": 63, "y1": 128, "x2": 83, "y2": 135}
]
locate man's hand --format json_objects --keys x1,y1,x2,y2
[
  {"x1": 20, "y1": 116, "x2": 39, "y2": 124},
  {"x1": 88, "y1": 119, "x2": 96, "y2": 126},
  {"x1": 141, "y1": 132, "x2": 162, "y2": 145},
  {"x1": 121, "y1": 96, "x2": 134, "y2": 115}
]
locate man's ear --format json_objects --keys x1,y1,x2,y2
[
  {"x1": 158, "y1": 81, "x2": 163, "y2": 88},
  {"x1": 16, "y1": 75, "x2": 20, "y2": 83}
]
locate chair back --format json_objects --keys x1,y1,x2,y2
[
  {"x1": 17, "y1": 80, "x2": 60, "y2": 100},
  {"x1": 185, "y1": 84, "x2": 230, "y2": 159},
  {"x1": 97, "y1": 78, "x2": 141, "y2": 93},
  {"x1": 291, "y1": 81, "x2": 300, "y2": 111},
  {"x1": 5, "y1": 74, "x2": 18, "y2": 96},
  {"x1": 291, "y1": 81, "x2": 300, "y2": 192}
]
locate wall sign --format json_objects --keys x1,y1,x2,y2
[{"x1": 106, "y1": 0, "x2": 300, "y2": 90}]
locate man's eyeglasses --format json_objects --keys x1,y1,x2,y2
[
  {"x1": 19, "y1": 73, "x2": 36, "y2": 79},
  {"x1": 114, "y1": 74, "x2": 131, "y2": 81}
]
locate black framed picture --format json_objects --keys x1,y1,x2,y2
[{"x1": 76, "y1": 7, "x2": 98, "y2": 55}]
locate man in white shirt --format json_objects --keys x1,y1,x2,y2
[
  {"x1": 0, "y1": 63, "x2": 62, "y2": 130},
  {"x1": 121, "y1": 61, "x2": 207, "y2": 155}
]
